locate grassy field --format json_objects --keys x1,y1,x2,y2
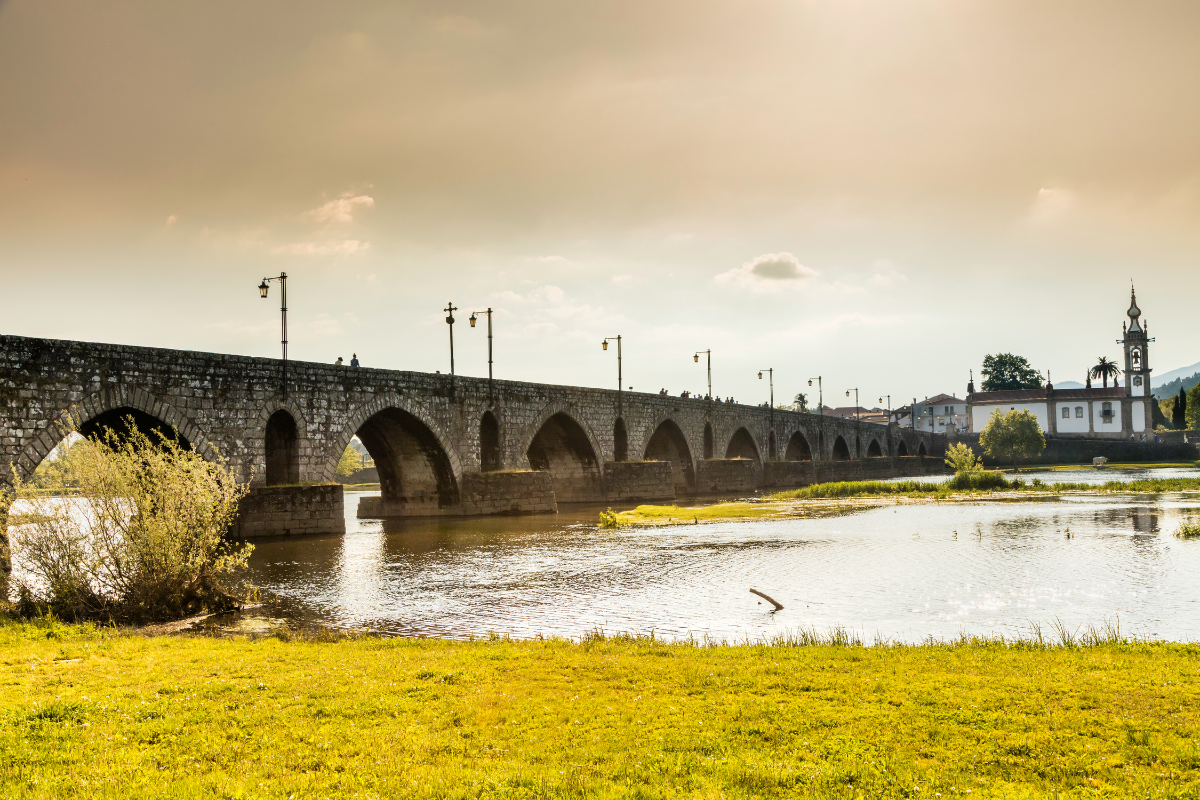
[{"x1": 3, "y1": 619, "x2": 1200, "y2": 798}]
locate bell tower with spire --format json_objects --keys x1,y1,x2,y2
[{"x1": 1120, "y1": 285, "x2": 1152, "y2": 398}]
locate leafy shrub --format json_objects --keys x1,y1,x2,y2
[
  {"x1": 9, "y1": 419, "x2": 253, "y2": 622},
  {"x1": 944, "y1": 442, "x2": 983, "y2": 475},
  {"x1": 944, "y1": 471, "x2": 1012, "y2": 491},
  {"x1": 598, "y1": 508, "x2": 619, "y2": 529}
]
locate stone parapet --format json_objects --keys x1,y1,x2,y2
[
  {"x1": 763, "y1": 457, "x2": 945, "y2": 488},
  {"x1": 235, "y1": 484, "x2": 345, "y2": 539},
  {"x1": 602, "y1": 461, "x2": 675, "y2": 503}
]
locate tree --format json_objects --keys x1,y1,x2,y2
[
  {"x1": 1089, "y1": 356, "x2": 1122, "y2": 389},
  {"x1": 1187, "y1": 384, "x2": 1200, "y2": 430},
  {"x1": 1175, "y1": 388, "x2": 1188, "y2": 429},
  {"x1": 980, "y1": 354, "x2": 1042, "y2": 391},
  {"x1": 979, "y1": 409, "x2": 1045, "y2": 470},
  {"x1": 781, "y1": 393, "x2": 808, "y2": 413},
  {"x1": 336, "y1": 445, "x2": 362, "y2": 478},
  {"x1": 10, "y1": 418, "x2": 251, "y2": 622}
]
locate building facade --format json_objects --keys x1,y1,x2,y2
[
  {"x1": 911, "y1": 394, "x2": 969, "y2": 432},
  {"x1": 967, "y1": 289, "x2": 1155, "y2": 439}
]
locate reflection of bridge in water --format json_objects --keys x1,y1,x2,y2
[{"x1": 1, "y1": 334, "x2": 945, "y2": 537}]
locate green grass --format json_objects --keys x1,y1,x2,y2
[
  {"x1": 3, "y1": 618, "x2": 1200, "y2": 797},
  {"x1": 1176, "y1": 521, "x2": 1200, "y2": 539}
]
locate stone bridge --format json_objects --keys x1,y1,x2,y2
[{"x1": 1, "y1": 334, "x2": 946, "y2": 533}]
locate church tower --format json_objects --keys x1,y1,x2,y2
[{"x1": 1120, "y1": 286, "x2": 1152, "y2": 398}]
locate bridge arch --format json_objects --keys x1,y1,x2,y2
[
  {"x1": 725, "y1": 427, "x2": 761, "y2": 463},
  {"x1": 10, "y1": 387, "x2": 215, "y2": 486},
  {"x1": 643, "y1": 419, "x2": 695, "y2": 493},
  {"x1": 265, "y1": 410, "x2": 300, "y2": 485},
  {"x1": 866, "y1": 438, "x2": 883, "y2": 458},
  {"x1": 784, "y1": 431, "x2": 813, "y2": 461},
  {"x1": 831, "y1": 435, "x2": 851, "y2": 461},
  {"x1": 525, "y1": 411, "x2": 603, "y2": 502},
  {"x1": 918, "y1": 441, "x2": 927, "y2": 456},
  {"x1": 896, "y1": 440, "x2": 909, "y2": 457},
  {"x1": 325, "y1": 394, "x2": 462, "y2": 514},
  {"x1": 480, "y1": 411, "x2": 501, "y2": 472},
  {"x1": 613, "y1": 417, "x2": 628, "y2": 462}
]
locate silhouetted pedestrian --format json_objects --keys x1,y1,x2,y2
[{"x1": 350, "y1": 353, "x2": 360, "y2": 367}]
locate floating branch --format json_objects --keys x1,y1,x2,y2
[{"x1": 750, "y1": 588, "x2": 784, "y2": 611}]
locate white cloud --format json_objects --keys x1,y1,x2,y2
[
  {"x1": 611, "y1": 273, "x2": 643, "y2": 286},
  {"x1": 714, "y1": 252, "x2": 818, "y2": 291},
  {"x1": 1030, "y1": 187, "x2": 1075, "y2": 223},
  {"x1": 308, "y1": 313, "x2": 343, "y2": 337},
  {"x1": 869, "y1": 270, "x2": 907, "y2": 287},
  {"x1": 165, "y1": 214, "x2": 177, "y2": 226},
  {"x1": 271, "y1": 239, "x2": 369, "y2": 256},
  {"x1": 307, "y1": 192, "x2": 375, "y2": 223}
]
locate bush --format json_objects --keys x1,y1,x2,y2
[
  {"x1": 1175, "y1": 521, "x2": 1200, "y2": 539},
  {"x1": 9, "y1": 419, "x2": 253, "y2": 622},
  {"x1": 944, "y1": 442, "x2": 983, "y2": 475},
  {"x1": 945, "y1": 471, "x2": 1012, "y2": 491},
  {"x1": 598, "y1": 508, "x2": 619, "y2": 529}
]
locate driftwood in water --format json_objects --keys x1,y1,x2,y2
[{"x1": 750, "y1": 588, "x2": 784, "y2": 611}]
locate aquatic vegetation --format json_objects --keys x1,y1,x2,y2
[
  {"x1": 1175, "y1": 521, "x2": 1200, "y2": 539},
  {"x1": 2, "y1": 618, "x2": 1198, "y2": 797}
]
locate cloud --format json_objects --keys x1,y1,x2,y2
[
  {"x1": 1029, "y1": 187, "x2": 1075, "y2": 223},
  {"x1": 611, "y1": 273, "x2": 643, "y2": 286},
  {"x1": 307, "y1": 192, "x2": 375, "y2": 224},
  {"x1": 308, "y1": 313, "x2": 343, "y2": 337},
  {"x1": 714, "y1": 252, "x2": 818, "y2": 291},
  {"x1": 271, "y1": 239, "x2": 369, "y2": 256},
  {"x1": 869, "y1": 269, "x2": 907, "y2": 287},
  {"x1": 165, "y1": 214, "x2": 177, "y2": 226}
]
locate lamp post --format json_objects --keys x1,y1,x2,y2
[
  {"x1": 602, "y1": 335, "x2": 622, "y2": 414},
  {"x1": 759, "y1": 367, "x2": 774, "y2": 439},
  {"x1": 469, "y1": 308, "x2": 493, "y2": 405},
  {"x1": 846, "y1": 388, "x2": 859, "y2": 420},
  {"x1": 258, "y1": 272, "x2": 288, "y2": 400},
  {"x1": 880, "y1": 395, "x2": 891, "y2": 423},
  {"x1": 808, "y1": 376, "x2": 822, "y2": 415},
  {"x1": 694, "y1": 350, "x2": 711, "y2": 400},
  {"x1": 444, "y1": 301, "x2": 457, "y2": 393}
]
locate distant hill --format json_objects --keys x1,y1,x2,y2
[
  {"x1": 1054, "y1": 380, "x2": 1085, "y2": 389},
  {"x1": 1153, "y1": 361, "x2": 1200, "y2": 399}
]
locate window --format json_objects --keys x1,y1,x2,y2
[
  {"x1": 1101, "y1": 401, "x2": 1113, "y2": 421},
  {"x1": 1062, "y1": 407, "x2": 1070, "y2": 419},
  {"x1": 1075, "y1": 406, "x2": 1083, "y2": 418}
]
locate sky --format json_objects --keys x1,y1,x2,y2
[{"x1": 1, "y1": 0, "x2": 1198, "y2": 409}]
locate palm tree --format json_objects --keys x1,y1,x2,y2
[{"x1": 1090, "y1": 356, "x2": 1122, "y2": 388}]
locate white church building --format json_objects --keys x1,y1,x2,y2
[{"x1": 967, "y1": 289, "x2": 1155, "y2": 439}]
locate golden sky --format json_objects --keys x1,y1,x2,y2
[{"x1": 2, "y1": 1, "x2": 1198, "y2": 403}]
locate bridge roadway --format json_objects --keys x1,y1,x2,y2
[{"x1": 1, "y1": 334, "x2": 946, "y2": 533}]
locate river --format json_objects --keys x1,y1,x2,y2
[{"x1": 242, "y1": 466, "x2": 1200, "y2": 643}]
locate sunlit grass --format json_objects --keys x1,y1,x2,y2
[{"x1": 3, "y1": 618, "x2": 1199, "y2": 797}]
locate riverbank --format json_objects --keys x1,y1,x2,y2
[
  {"x1": 607, "y1": 476, "x2": 1200, "y2": 527},
  {"x1": 2, "y1": 619, "x2": 1197, "y2": 797}
]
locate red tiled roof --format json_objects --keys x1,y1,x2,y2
[{"x1": 970, "y1": 387, "x2": 1125, "y2": 403}]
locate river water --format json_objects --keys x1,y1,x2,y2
[{"x1": 244, "y1": 467, "x2": 1200, "y2": 643}]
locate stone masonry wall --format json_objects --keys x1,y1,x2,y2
[
  {"x1": 696, "y1": 459, "x2": 758, "y2": 494},
  {"x1": 953, "y1": 433, "x2": 1198, "y2": 465},
  {"x1": 602, "y1": 461, "x2": 676, "y2": 503},
  {"x1": 460, "y1": 471, "x2": 557, "y2": 516},
  {"x1": 235, "y1": 484, "x2": 345, "y2": 539}
]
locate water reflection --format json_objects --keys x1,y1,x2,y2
[{"x1": 242, "y1": 487, "x2": 1200, "y2": 643}]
